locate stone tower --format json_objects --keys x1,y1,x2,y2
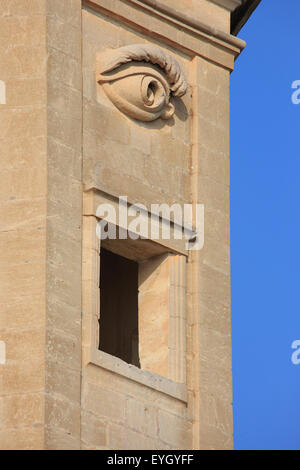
[{"x1": 0, "y1": 0, "x2": 259, "y2": 450}]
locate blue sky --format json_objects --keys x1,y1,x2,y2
[{"x1": 231, "y1": 0, "x2": 300, "y2": 450}]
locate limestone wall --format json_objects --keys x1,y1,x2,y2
[
  {"x1": 45, "y1": 0, "x2": 83, "y2": 450},
  {"x1": 0, "y1": 0, "x2": 47, "y2": 450},
  {"x1": 81, "y1": 364, "x2": 192, "y2": 449},
  {"x1": 188, "y1": 56, "x2": 233, "y2": 449},
  {"x1": 80, "y1": 1, "x2": 235, "y2": 450},
  {"x1": 0, "y1": 0, "x2": 244, "y2": 450},
  {"x1": 82, "y1": 8, "x2": 191, "y2": 207}
]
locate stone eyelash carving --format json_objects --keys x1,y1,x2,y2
[{"x1": 96, "y1": 44, "x2": 188, "y2": 122}]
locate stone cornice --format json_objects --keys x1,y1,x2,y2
[
  {"x1": 138, "y1": 0, "x2": 244, "y2": 49},
  {"x1": 84, "y1": 0, "x2": 246, "y2": 70},
  {"x1": 209, "y1": 0, "x2": 242, "y2": 12}
]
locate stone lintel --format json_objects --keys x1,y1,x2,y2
[{"x1": 83, "y1": 188, "x2": 192, "y2": 258}]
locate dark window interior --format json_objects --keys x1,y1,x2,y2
[{"x1": 99, "y1": 247, "x2": 140, "y2": 367}]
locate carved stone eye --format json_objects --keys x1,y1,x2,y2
[{"x1": 96, "y1": 44, "x2": 187, "y2": 122}]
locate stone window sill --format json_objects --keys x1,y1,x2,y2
[{"x1": 90, "y1": 348, "x2": 188, "y2": 403}]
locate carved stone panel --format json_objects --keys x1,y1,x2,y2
[{"x1": 96, "y1": 44, "x2": 187, "y2": 122}]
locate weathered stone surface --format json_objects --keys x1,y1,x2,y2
[{"x1": 0, "y1": 0, "x2": 255, "y2": 451}]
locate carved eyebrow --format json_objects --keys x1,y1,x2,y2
[{"x1": 97, "y1": 44, "x2": 188, "y2": 97}]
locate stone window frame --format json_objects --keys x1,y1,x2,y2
[{"x1": 82, "y1": 188, "x2": 189, "y2": 402}]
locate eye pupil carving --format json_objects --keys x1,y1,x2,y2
[
  {"x1": 141, "y1": 76, "x2": 165, "y2": 109},
  {"x1": 147, "y1": 81, "x2": 156, "y2": 102}
]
